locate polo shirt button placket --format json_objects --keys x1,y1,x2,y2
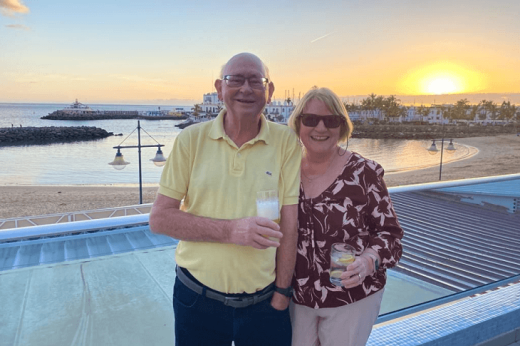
[{"x1": 233, "y1": 150, "x2": 244, "y2": 173}]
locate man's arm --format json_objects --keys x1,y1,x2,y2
[
  {"x1": 149, "y1": 193, "x2": 283, "y2": 249},
  {"x1": 270, "y1": 204, "x2": 298, "y2": 310}
]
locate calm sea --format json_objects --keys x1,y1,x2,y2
[{"x1": 0, "y1": 103, "x2": 473, "y2": 186}]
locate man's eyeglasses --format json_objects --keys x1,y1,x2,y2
[
  {"x1": 299, "y1": 114, "x2": 345, "y2": 129},
  {"x1": 223, "y1": 75, "x2": 269, "y2": 90}
]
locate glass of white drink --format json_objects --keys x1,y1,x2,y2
[
  {"x1": 330, "y1": 243, "x2": 356, "y2": 286},
  {"x1": 256, "y1": 190, "x2": 280, "y2": 223}
]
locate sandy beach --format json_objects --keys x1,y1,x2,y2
[{"x1": 1, "y1": 134, "x2": 519, "y2": 220}]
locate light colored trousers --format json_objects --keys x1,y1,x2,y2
[{"x1": 290, "y1": 288, "x2": 384, "y2": 346}]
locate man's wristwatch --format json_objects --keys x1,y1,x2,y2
[{"x1": 274, "y1": 285, "x2": 293, "y2": 298}]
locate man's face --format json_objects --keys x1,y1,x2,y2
[{"x1": 215, "y1": 55, "x2": 274, "y2": 120}]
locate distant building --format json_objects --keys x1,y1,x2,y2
[
  {"x1": 200, "y1": 92, "x2": 223, "y2": 114},
  {"x1": 196, "y1": 92, "x2": 295, "y2": 123},
  {"x1": 265, "y1": 100, "x2": 294, "y2": 123},
  {"x1": 348, "y1": 109, "x2": 384, "y2": 123}
]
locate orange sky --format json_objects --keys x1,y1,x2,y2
[{"x1": 1, "y1": 0, "x2": 519, "y2": 104}]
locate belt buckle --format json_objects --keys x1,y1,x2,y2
[
  {"x1": 223, "y1": 296, "x2": 255, "y2": 307},
  {"x1": 223, "y1": 296, "x2": 241, "y2": 306}
]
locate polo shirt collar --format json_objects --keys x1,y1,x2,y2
[{"x1": 209, "y1": 109, "x2": 271, "y2": 145}]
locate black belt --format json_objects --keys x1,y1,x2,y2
[{"x1": 175, "y1": 266, "x2": 275, "y2": 309}]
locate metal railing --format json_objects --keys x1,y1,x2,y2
[
  {"x1": 0, "y1": 204, "x2": 152, "y2": 230},
  {"x1": 1, "y1": 173, "x2": 518, "y2": 243}
]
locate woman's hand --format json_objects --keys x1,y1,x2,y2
[{"x1": 339, "y1": 256, "x2": 372, "y2": 288}]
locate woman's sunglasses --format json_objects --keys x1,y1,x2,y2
[{"x1": 299, "y1": 113, "x2": 345, "y2": 129}]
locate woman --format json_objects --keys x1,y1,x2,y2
[{"x1": 287, "y1": 88, "x2": 403, "y2": 346}]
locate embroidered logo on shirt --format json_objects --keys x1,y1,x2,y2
[{"x1": 266, "y1": 171, "x2": 272, "y2": 176}]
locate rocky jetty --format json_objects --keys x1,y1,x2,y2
[
  {"x1": 41, "y1": 111, "x2": 187, "y2": 121},
  {"x1": 351, "y1": 123, "x2": 518, "y2": 140},
  {"x1": 41, "y1": 110, "x2": 139, "y2": 120},
  {"x1": 0, "y1": 126, "x2": 113, "y2": 146}
]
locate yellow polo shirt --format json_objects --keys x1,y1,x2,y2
[{"x1": 159, "y1": 110, "x2": 301, "y2": 293}]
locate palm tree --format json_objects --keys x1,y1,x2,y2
[
  {"x1": 344, "y1": 102, "x2": 358, "y2": 113},
  {"x1": 469, "y1": 105, "x2": 479, "y2": 122},
  {"x1": 452, "y1": 99, "x2": 470, "y2": 121},
  {"x1": 479, "y1": 100, "x2": 498, "y2": 121},
  {"x1": 192, "y1": 104, "x2": 202, "y2": 117},
  {"x1": 374, "y1": 95, "x2": 385, "y2": 111},
  {"x1": 442, "y1": 106, "x2": 455, "y2": 123},
  {"x1": 478, "y1": 100, "x2": 490, "y2": 121},
  {"x1": 436, "y1": 105, "x2": 446, "y2": 122},
  {"x1": 498, "y1": 101, "x2": 516, "y2": 121},
  {"x1": 416, "y1": 105, "x2": 430, "y2": 122},
  {"x1": 361, "y1": 93, "x2": 377, "y2": 111},
  {"x1": 511, "y1": 105, "x2": 518, "y2": 123},
  {"x1": 488, "y1": 102, "x2": 498, "y2": 120},
  {"x1": 382, "y1": 95, "x2": 402, "y2": 120}
]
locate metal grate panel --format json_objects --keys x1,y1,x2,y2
[
  {"x1": 392, "y1": 191, "x2": 520, "y2": 292},
  {"x1": 0, "y1": 226, "x2": 177, "y2": 271}
]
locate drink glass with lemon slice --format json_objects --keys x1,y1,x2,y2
[{"x1": 330, "y1": 243, "x2": 356, "y2": 286}]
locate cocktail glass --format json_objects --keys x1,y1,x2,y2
[
  {"x1": 330, "y1": 243, "x2": 355, "y2": 286},
  {"x1": 256, "y1": 190, "x2": 280, "y2": 223}
]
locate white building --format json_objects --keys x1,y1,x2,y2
[
  {"x1": 200, "y1": 92, "x2": 223, "y2": 114},
  {"x1": 348, "y1": 109, "x2": 384, "y2": 123},
  {"x1": 196, "y1": 92, "x2": 295, "y2": 122},
  {"x1": 265, "y1": 100, "x2": 294, "y2": 122},
  {"x1": 400, "y1": 105, "x2": 450, "y2": 124}
]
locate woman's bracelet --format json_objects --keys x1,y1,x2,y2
[{"x1": 363, "y1": 253, "x2": 379, "y2": 273}]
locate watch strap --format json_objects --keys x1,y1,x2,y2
[
  {"x1": 365, "y1": 253, "x2": 380, "y2": 272},
  {"x1": 274, "y1": 285, "x2": 293, "y2": 298}
]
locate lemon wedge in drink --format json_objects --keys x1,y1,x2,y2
[
  {"x1": 337, "y1": 254, "x2": 355, "y2": 265},
  {"x1": 330, "y1": 270, "x2": 343, "y2": 278}
]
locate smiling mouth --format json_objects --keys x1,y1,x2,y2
[
  {"x1": 311, "y1": 136, "x2": 329, "y2": 141},
  {"x1": 236, "y1": 99, "x2": 255, "y2": 104}
]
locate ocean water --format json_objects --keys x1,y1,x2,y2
[{"x1": 0, "y1": 103, "x2": 473, "y2": 186}]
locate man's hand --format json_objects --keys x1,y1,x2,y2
[
  {"x1": 270, "y1": 292, "x2": 290, "y2": 311},
  {"x1": 229, "y1": 217, "x2": 283, "y2": 249}
]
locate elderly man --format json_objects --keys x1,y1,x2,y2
[{"x1": 149, "y1": 53, "x2": 301, "y2": 346}]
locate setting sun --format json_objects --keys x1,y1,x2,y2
[
  {"x1": 425, "y1": 77, "x2": 459, "y2": 94},
  {"x1": 399, "y1": 62, "x2": 487, "y2": 95}
]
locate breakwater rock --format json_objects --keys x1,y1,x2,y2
[
  {"x1": 0, "y1": 126, "x2": 113, "y2": 146},
  {"x1": 42, "y1": 110, "x2": 138, "y2": 120},
  {"x1": 351, "y1": 123, "x2": 518, "y2": 140},
  {"x1": 41, "y1": 111, "x2": 188, "y2": 121}
]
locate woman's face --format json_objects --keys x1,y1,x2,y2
[{"x1": 299, "y1": 98, "x2": 341, "y2": 156}]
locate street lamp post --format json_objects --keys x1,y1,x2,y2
[
  {"x1": 108, "y1": 120, "x2": 166, "y2": 204},
  {"x1": 427, "y1": 121, "x2": 456, "y2": 181}
]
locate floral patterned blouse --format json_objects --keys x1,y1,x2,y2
[{"x1": 292, "y1": 152, "x2": 403, "y2": 309}]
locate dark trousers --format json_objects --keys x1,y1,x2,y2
[{"x1": 173, "y1": 274, "x2": 292, "y2": 346}]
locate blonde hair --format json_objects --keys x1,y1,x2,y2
[{"x1": 288, "y1": 87, "x2": 353, "y2": 143}]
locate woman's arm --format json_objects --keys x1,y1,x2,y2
[{"x1": 364, "y1": 161, "x2": 404, "y2": 270}]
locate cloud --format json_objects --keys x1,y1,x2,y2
[
  {"x1": 0, "y1": 0, "x2": 29, "y2": 16},
  {"x1": 5, "y1": 24, "x2": 29, "y2": 30},
  {"x1": 310, "y1": 31, "x2": 336, "y2": 43}
]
